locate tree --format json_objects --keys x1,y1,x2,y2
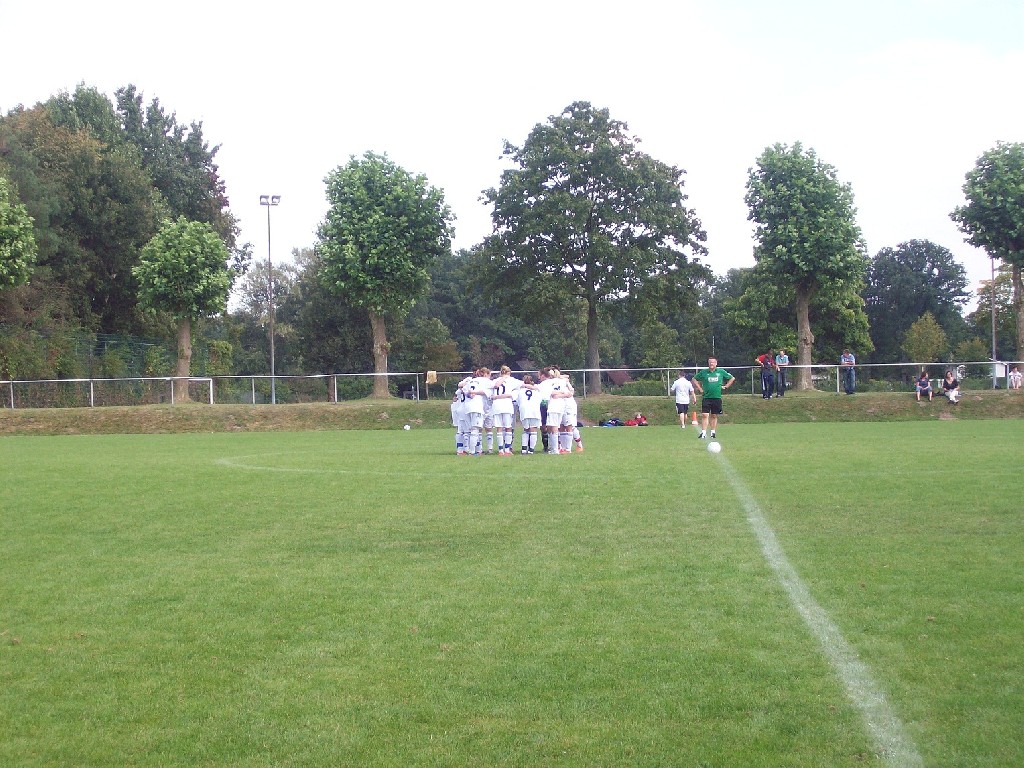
[
  {"x1": 745, "y1": 142, "x2": 868, "y2": 389},
  {"x1": 317, "y1": 152, "x2": 453, "y2": 397},
  {"x1": 901, "y1": 312, "x2": 948, "y2": 364},
  {"x1": 0, "y1": 176, "x2": 35, "y2": 288},
  {"x1": 0, "y1": 103, "x2": 160, "y2": 332},
  {"x1": 134, "y1": 217, "x2": 231, "y2": 402},
  {"x1": 951, "y1": 142, "x2": 1024, "y2": 358},
  {"x1": 865, "y1": 240, "x2": 970, "y2": 363},
  {"x1": 966, "y1": 263, "x2": 1016, "y2": 359},
  {"x1": 482, "y1": 102, "x2": 706, "y2": 393}
]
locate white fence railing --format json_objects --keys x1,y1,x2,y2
[{"x1": 1, "y1": 362, "x2": 1019, "y2": 409}]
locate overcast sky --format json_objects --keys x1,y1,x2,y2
[{"x1": 4, "y1": 0, "x2": 1023, "y2": 299}]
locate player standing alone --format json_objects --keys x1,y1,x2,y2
[
  {"x1": 692, "y1": 357, "x2": 734, "y2": 440},
  {"x1": 669, "y1": 370, "x2": 696, "y2": 428}
]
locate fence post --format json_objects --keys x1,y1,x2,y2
[
  {"x1": 208, "y1": 378, "x2": 214, "y2": 405},
  {"x1": 169, "y1": 378, "x2": 175, "y2": 405},
  {"x1": 90, "y1": 380, "x2": 95, "y2": 408}
]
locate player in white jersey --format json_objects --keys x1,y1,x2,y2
[
  {"x1": 461, "y1": 368, "x2": 492, "y2": 455},
  {"x1": 516, "y1": 374, "x2": 542, "y2": 454},
  {"x1": 542, "y1": 367, "x2": 570, "y2": 454},
  {"x1": 454, "y1": 375, "x2": 473, "y2": 455},
  {"x1": 489, "y1": 365, "x2": 522, "y2": 456},
  {"x1": 560, "y1": 376, "x2": 584, "y2": 453}
]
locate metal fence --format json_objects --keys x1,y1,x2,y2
[{"x1": 3, "y1": 361, "x2": 1021, "y2": 409}]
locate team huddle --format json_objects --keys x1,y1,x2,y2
[{"x1": 452, "y1": 366, "x2": 585, "y2": 456}]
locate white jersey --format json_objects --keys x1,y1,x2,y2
[
  {"x1": 670, "y1": 375, "x2": 695, "y2": 405},
  {"x1": 517, "y1": 385, "x2": 542, "y2": 420},
  {"x1": 490, "y1": 376, "x2": 522, "y2": 415},
  {"x1": 461, "y1": 375, "x2": 491, "y2": 415},
  {"x1": 544, "y1": 376, "x2": 569, "y2": 414}
]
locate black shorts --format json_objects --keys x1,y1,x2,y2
[
  {"x1": 701, "y1": 398, "x2": 723, "y2": 415},
  {"x1": 675, "y1": 403, "x2": 690, "y2": 414}
]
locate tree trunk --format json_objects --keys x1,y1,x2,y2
[
  {"x1": 368, "y1": 310, "x2": 390, "y2": 398},
  {"x1": 1014, "y1": 262, "x2": 1024, "y2": 361},
  {"x1": 795, "y1": 286, "x2": 815, "y2": 391},
  {"x1": 586, "y1": 298, "x2": 601, "y2": 394},
  {"x1": 175, "y1": 317, "x2": 191, "y2": 403}
]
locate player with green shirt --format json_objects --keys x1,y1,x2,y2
[{"x1": 692, "y1": 357, "x2": 734, "y2": 439}]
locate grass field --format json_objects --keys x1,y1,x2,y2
[{"x1": 2, "y1": 421, "x2": 1022, "y2": 766}]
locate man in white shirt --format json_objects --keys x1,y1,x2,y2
[{"x1": 669, "y1": 370, "x2": 696, "y2": 429}]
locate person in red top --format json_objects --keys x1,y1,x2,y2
[{"x1": 755, "y1": 351, "x2": 776, "y2": 399}]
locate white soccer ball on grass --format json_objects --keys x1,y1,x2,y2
[
  {"x1": 403, "y1": 424, "x2": 411, "y2": 430},
  {"x1": 707, "y1": 441, "x2": 722, "y2": 454}
]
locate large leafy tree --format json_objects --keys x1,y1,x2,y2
[
  {"x1": 0, "y1": 176, "x2": 35, "y2": 288},
  {"x1": 0, "y1": 103, "x2": 159, "y2": 331},
  {"x1": 865, "y1": 240, "x2": 969, "y2": 363},
  {"x1": 744, "y1": 142, "x2": 868, "y2": 389},
  {"x1": 951, "y1": 141, "x2": 1024, "y2": 358},
  {"x1": 724, "y1": 265, "x2": 871, "y2": 368},
  {"x1": 317, "y1": 151, "x2": 453, "y2": 397},
  {"x1": 134, "y1": 217, "x2": 231, "y2": 402},
  {"x1": 482, "y1": 102, "x2": 706, "y2": 393}
]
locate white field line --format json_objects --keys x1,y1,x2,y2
[{"x1": 716, "y1": 455, "x2": 924, "y2": 767}]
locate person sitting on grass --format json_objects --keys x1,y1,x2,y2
[
  {"x1": 942, "y1": 370, "x2": 961, "y2": 404},
  {"x1": 915, "y1": 370, "x2": 933, "y2": 402},
  {"x1": 1010, "y1": 365, "x2": 1022, "y2": 390}
]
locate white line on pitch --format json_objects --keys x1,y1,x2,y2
[{"x1": 716, "y1": 454, "x2": 924, "y2": 767}]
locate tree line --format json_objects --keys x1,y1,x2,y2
[{"x1": 2, "y1": 87, "x2": 1021, "y2": 397}]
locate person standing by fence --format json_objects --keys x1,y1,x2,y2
[
  {"x1": 774, "y1": 349, "x2": 789, "y2": 396},
  {"x1": 840, "y1": 349, "x2": 857, "y2": 394},
  {"x1": 756, "y1": 351, "x2": 775, "y2": 399}
]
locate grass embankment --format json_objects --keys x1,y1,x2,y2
[{"x1": 2, "y1": 389, "x2": 1023, "y2": 435}]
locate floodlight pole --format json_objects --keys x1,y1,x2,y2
[
  {"x1": 991, "y1": 255, "x2": 998, "y2": 389},
  {"x1": 260, "y1": 194, "x2": 281, "y2": 404}
]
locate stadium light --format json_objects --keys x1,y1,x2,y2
[{"x1": 260, "y1": 194, "x2": 281, "y2": 404}]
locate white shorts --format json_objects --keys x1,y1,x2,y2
[
  {"x1": 494, "y1": 412, "x2": 514, "y2": 428},
  {"x1": 560, "y1": 412, "x2": 574, "y2": 428},
  {"x1": 520, "y1": 417, "x2": 541, "y2": 430},
  {"x1": 466, "y1": 412, "x2": 484, "y2": 429},
  {"x1": 545, "y1": 409, "x2": 564, "y2": 428}
]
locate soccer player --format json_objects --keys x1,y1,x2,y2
[
  {"x1": 516, "y1": 374, "x2": 542, "y2": 454},
  {"x1": 692, "y1": 357, "x2": 734, "y2": 440},
  {"x1": 490, "y1": 365, "x2": 522, "y2": 456},
  {"x1": 559, "y1": 373, "x2": 583, "y2": 453},
  {"x1": 461, "y1": 368, "x2": 491, "y2": 455},
  {"x1": 542, "y1": 368, "x2": 570, "y2": 454},
  {"x1": 669, "y1": 370, "x2": 696, "y2": 428}
]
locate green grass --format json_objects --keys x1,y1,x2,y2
[{"x1": 1, "y1": 423, "x2": 1022, "y2": 766}]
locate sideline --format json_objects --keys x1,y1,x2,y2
[{"x1": 715, "y1": 453, "x2": 924, "y2": 767}]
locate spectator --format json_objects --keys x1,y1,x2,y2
[
  {"x1": 915, "y1": 370, "x2": 933, "y2": 402},
  {"x1": 774, "y1": 349, "x2": 790, "y2": 396},
  {"x1": 840, "y1": 349, "x2": 857, "y2": 394},
  {"x1": 1009, "y1": 365, "x2": 1022, "y2": 390},
  {"x1": 942, "y1": 370, "x2": 961, "y2": 404},
  {"x1": 755, "y1": 351, "x2": 775, "y2": 399}
]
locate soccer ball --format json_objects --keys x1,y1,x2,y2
[
  {"x1": 707, "y1": 441, "x2": 722, "y2": 454},
  {"x1": 403, "y1": 424, "x2": 411, "y2": 431}
]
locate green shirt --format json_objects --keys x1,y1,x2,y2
[{"x1": 694, "y1": 368, "x2": 733, "y2": 399}]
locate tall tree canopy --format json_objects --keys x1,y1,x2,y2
[
  {"x1": 865, "y1": 240, "x2": 969, "y2": 363},
  {"x1": 745, "y1": 142, "x2": 868, "y2": 389},
  {"x1": 134, "y1": 217, "x2": 231, "y2": 401},
  {"x1": 0, "y1": 176, "x2": 36, "y2": 288},
  {"x1": 482, "y1": 101, "x2": 706, "y2": 393},
  {"x1": 951, "y1": 141, "x2": 1024, "y2": 358},
  {"x1": 317, "y1": 151, "x2": 453, "y2": 397}
]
